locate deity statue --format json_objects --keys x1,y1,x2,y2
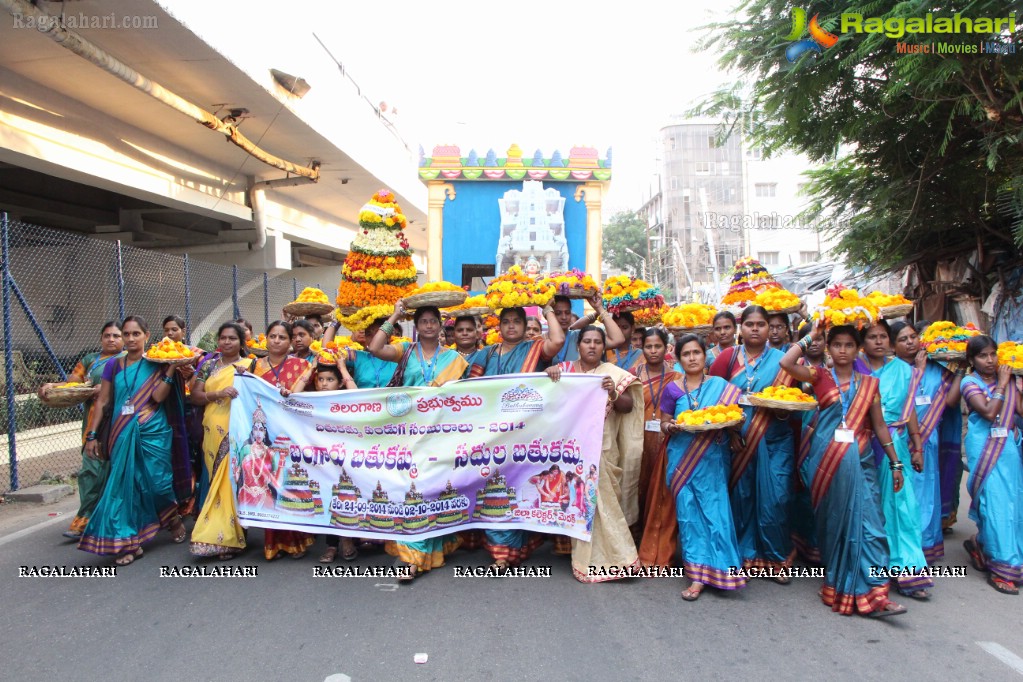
[{"x1": 495, "y1": 181, "x2": 569, "y2": 275}]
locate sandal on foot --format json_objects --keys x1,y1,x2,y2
[
  {"x1": 62, "y1": 530, "x2": 82, "y2": 540},
  {"x1": 290, "y1": 550, "x2": 307, "y2": 560},
  {"x1": 899, "y1": 589, "x2": 930, "y2": 600},
  {"x1": 488, "y1": 560, "x2": 510, "y2": 576},
  {"x1": 115, "y1": 548, "x2": 143, "y2": 566},
  {"x1": 964, "y1": 539, "x2": 987, "y2": 573},
  {"x1": 396, "y1": 561, "x2": 418, "y2": 582},
  {"x1": 681, "y1": 583, "x2": 704, "y2": 601},
  {"x1": 988, "y1": 575, "x2": 1019, "y2": 595},
  {"x1": 319, "y1": 547, "x2": 338, "y2": 563},
  {"x1": 340, "y1": 539, "x2": 359, "y2": 562},
  {"x1": 772, "y1": 573, "x2": 791, "y2": 585},
  {"x1": 867, "y1": 600, "x2": 907, "y2": 618},
  {"x1": 170, "y1": 517, "x2": 187, "y2": 544}
]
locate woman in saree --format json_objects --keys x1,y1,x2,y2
[
  {"x1": 467, "y1": 302, "x2": 570, "y2": 566},
  {"x1": 546, "y1": 325, "x2": 644, "y2": 582},
  {"x1": 658, "y1": 334, "x2": 746, "y2": 600},
  {"x1": 189, "y1": 322, "x2": 251, "y2": 560},
  {"x1": 606, "y1": 312, "x2": 642, "y2": 371},
  {"x1": 961, "y1": 335, "x2": 1023, "y2": 595},
  {"x1": 632, "y1": 328, "x2": 681, "y2": 567},
  {"x1": 525, "y1": 315, "x2": 544, "y2": 341},
  {"x1": 368, "y1": 303, "x2": 472, "y2": 580},
  {"x1": 861, "y1": 321, "x2": 930, "y2": 599},
  {"x1": 39, "y1": 322, "x2": 124, "y2": 539},
  {"x1": 708, "y1": 305, "x2": 796, "y2": 579},
  {"x1": 789, "y1": 323, "x2": 828, "y2": 565},
  {"x1": 890, "y1": 321, "x2": 962, "y2": 563},
  {"x1": 159, "y1": 315, "x2": 199, "y2": 515},
  {"x1": 780, "y1": 324, "x2": 907, "y2": 617},
  {"x1": 705, "y1": 311, "x2": 737, "y2": 369},
  {"x1": 78, "y1": 316, "x2": 188, "y2": 565},
  {"x1": 249, "y1": 320, "x2": 315, "y2": 560}
]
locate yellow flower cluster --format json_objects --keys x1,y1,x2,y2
[
  {"x1": 333, "y1": 336, "x2": 364, "y2": 352},
  {"x1": 358, "y1": 189, "x2": 408, "y2": 229},
  {"x1": 663, "y1": 303, "x2": 716, "y2": 328},
  {"x1": 485, "y1": 266, "x2": 555, "y2": 310},
  {"x1": 753, "y1": 386, "x2": 816, "y2": 403},
  {"x1": 246, "y1": 334, "x2": 267, "y2": 351},
  {"x1": 677, "y1": 404, "x2": 743, "y2": 425},
  {"x1": 603, "y1": 275, "x2": 654, "y2": 299},
  {"x1": 54, "y1": 381, "x2": 87, "y2": 388},
  {"x1": 336, "y1": 304, "x2": 395, "y2": 332},
  {"x1": 539, "y1": 271, "x2": 598, "y2": 291},
  {"x1": 393, "y1": 336, "x2": 413, "y2": 344},
  {"x1": 811, "y1": 288, "x2": 878, "y2": 328},
  {"x1": 444, "y1": 294, "x2": 489, "y2": 312},
  {"x1": 294, "y1": 287, "x2": 330, "y2": 304},
  {"x1": 998, "y1": 342, "x2": 1023, "y2": 369},
  {"x1": 755, "y1": 289, "x2": 800, "y2": 311},
  {"x1": 633, "y1": 306, "x2": 667, "y2": 326},
  {"x1": 920, "y1": 321, "x2": 979, "y2": 354},
  {"x1": 146, "y1": 337, "x2": 195, "y2": 360},
  {"x1": 409, "y1": 281, "x2": 464, "y2": 295},
  {"x1": 485, "y1": 329, "x2": 503, "y2": 346},
  {"x1": 342, "y1": 264, "x2": 417, "y2": 282},
  {"x1": 866, "y1": 291, "x2": 911, "y2": 306}
]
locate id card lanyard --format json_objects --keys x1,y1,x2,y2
[
  {"x1": 416, "y1": 344, "x2": 440, "y2": 385},
  {"x1": 643, "y1": 365, "x2": 667, "y2": 432},
  {"x1": 985, "y1": 381, "x2": 1009, "y2": 439},
  {"x1": 830, "y1": 367, "x2": 857, "y2": 442},
  {"x1": 120, "y1": 358, "x2": 143, "y2": 415}
]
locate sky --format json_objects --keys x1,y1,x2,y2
[{"x1": 164, "y1": 0, "x2": 733, "y2": 213}]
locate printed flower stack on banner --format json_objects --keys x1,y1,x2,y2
[
  {"x1": 336, "y1": 190, "x2": 417, "y2": 330},
  {"x1": 721, "y1": 257, "x2": 782, "y2": 308}
]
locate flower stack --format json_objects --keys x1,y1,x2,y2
[
  {"x1": 246, "y1": 333, "x2": 268, "y2": 357},
  {"x1": 921, "y1": 321, "x2": 980, "y2": 359},
  {"x1": 754, "y1": 288, "x2": 801, "y2": 314},
  {"x1": 336, "y1": 190, "x2": 417, "y2": 330},
  {"x1": 539, "y1": 269, "x2": 599, "y2": 299},
  {"x1": 865, "y1": 291, "x2": 914, "y2": 318},
  {"x1": 633, "y1": 305, "x2": 667, "y2": 327},
  {"x1": 998, "y1": 341, "x2": 1023, "y2": 374},
  {"x1": 663, "y1": 303, "x2": 717, "y2": 333},
  {"x1": 721, "y1": 257, "x2": 781, "y2": 308},
  {"x1": 485, "y1": 265, "x2": 555, "y2": 310},
  {"x1": 443, "y1": 294, "x2": 490, "y2": 317},
  {"x1": 810, "y1": 285, "x2": 879, "y2": 329},
  {"x1": 602, "y1": 275, "x2": 665, "y2": 316}
]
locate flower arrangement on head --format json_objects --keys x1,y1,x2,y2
[
  {"x1": 633, "y1": 305, "x2": 667, "y2": 327},
  {"x1": 485, "y1": 265, "x2": 555, "y2": 310},
  {"x1": 602, "y1": 275, "x2": 664, "y2": 316},
  {"x1": 336, "y1": 189, "x2": 417, "y2": 330},
  {"x1": 721, "y1": 257, "x2": 781, "y2": 307},
  {"x1": 146, "y1": 337, "x2": 195, "y2": 360},
  {"x1": 246, "y1": 333, "x2": 268, "y2": 352},
  {"x1": 294, "y1": 287, "x2": 330, "y2": 304},
  {"x1": 662, "y1": 303, "x2": 716, "y2": 329},
  {"x1": 920, "y1": 321, "x2": 980, "y2": 357},
  {"x1": 754, "y1": 288, "x2": 801, "y2": 313},
  {"x1": 998, "y1": 341, "x2": 1023, "y2": 372},
  {"x1": 443, "y1": 294, "x2": 489, "y2": 313},
  {"x1": 810, "y1": 284, "x2": 879, "y2": 329},
  {"x1": 539, "y1": 269, "x2": 599, "y2": 298}
]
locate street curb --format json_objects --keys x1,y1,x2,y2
[{"x1": 5, "y1": 484, "x2": 73, "y2": 504}]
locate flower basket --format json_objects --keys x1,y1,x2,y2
[
  {"x1": 747, "y1": 395, "x2": 818, "y2": 412},
  {"x1": 283, "y1": 301, "x2": 335, "y2": 317},
  {"x1": 41, "y1": 385, "x2": 95, "y2": 408},
  {"x1": 879, "y1": 304, "x2": 914, "y2": 318},
  {"x1": 402, "y1": 290, "x2": 468, "y2": 309},
  {"x1": 678, "y1": 417, "x2": 744, "y2": 433},
  {"x1": 667, "y1": 325, "x2": 714, "y2": 336}
]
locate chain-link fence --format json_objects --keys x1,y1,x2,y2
[{"x1": 1, "y1": 213, "x2": 328, "y2": 492}]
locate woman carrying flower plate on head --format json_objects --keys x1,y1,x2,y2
[
  {"x1": 189, "y1": 322, "x2": 251, "y2": 560},
  {"x1": 890, "y1": 321, "x2": 962, "y2": 563},
  {"x1": 861, "y1": 321, "x2": 931, "y2": 599},
  {"x1": 78, "y1": 316, "x2": 188, "y2": 566},
  {"x1": 632, "y1": 328, "x2": 681, "y2": 566},
  {"x1": 39, "y1": 322, "x2": 125, "y2": 540},
  {"x1": 368, "y1": 302, "x2": 472, "y2": 581},
  {"x1": 780, "y1": 324, "x2": 907, "y2": 617},
  {"x1": 658, "y1": 334, "x2": 746, "y2": 600},
  {"x1": 466, "y1": 302, "x2": 569, "y2": 566},
  {"x1": 250, "y1": 320, "x2": 315, "y2": 560},
  {"x1": 705, "y1": 311, "x2": 737, "y2": 369},
  {"x1": 708, "y1": 305, "x2": 797, "y2": 580},
  {"x1": 960, "y1": 335, "x2": 1023, "y2": 595},
  {"x1": 546, "y1": 326, "x2": 643, "y2": 582}
]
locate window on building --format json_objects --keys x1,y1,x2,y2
[
  {"x1": 800, "y1": 251, "x2": 819, "y2": 264},
  {"x1": 669, "y1": 176, "x2": 679, "y2": 190},
  {"x1": 754, "y1": 183, "x2": 777, "y2": 198},
  {"x1": 695, "y1": 162, "x2": 714, "y2": 175},
  {"x1": 461, "y1": 264, "x2": 495, "y2": 289},
  {"x1": 719, "y1": 162, "x2": 730, "y2": 175},
  {"x1": 745, "y1": 147, "x2": 762, "y2": 160},
  {"x1": 529, "y1": 232, "x2": 536, "y2": 241},
  {"x1": 667, "y1": 135, "x2": 676, "y2": 151},
  {"x1": 758, "y1": 251, "x2": 779, "y2": 265},
  {"x1": 529, "y1": 217, "x2": 536, "y2": 225},
  {"x1": 708, "y1": 135, "x2": 716, "y2": 148}
]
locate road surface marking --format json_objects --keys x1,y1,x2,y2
[
  {"x1": 323, "y1": 674, "x2": 351, "y2": 682},
  {"x1": 977, "y1": 642, "x2": 1023, "y2": 676},
  {"x1": 375, "y1": 582, "x2": 399, "y2": 592},
  {"x1": 0, "y1": 513, "x2": 69, "y2": 548}
]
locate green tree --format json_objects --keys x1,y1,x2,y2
[
  {"x1": 602, "y1": 211, "x2": 649, "y2": 277},
  {"x1": 692, "y1": 1, "x2": 1023, "y2": 273}
]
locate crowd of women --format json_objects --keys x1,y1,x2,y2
[{"x1": 39, "y1": 297, "x2": 1023, "y2": 618}]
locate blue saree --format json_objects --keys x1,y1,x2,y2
[
  {"x1": 79, "y1": 358, "x2": 181, "y2": 556},
  {"x1": 870, "y1": 359, "x2": 932, "y2": 593},
  {"x1": 803, "y1": 368, "x2": 891, "y2": 614},
  {"x1": 961, "y1": 375, "x2": 1023, "y2": 584},
  {"x1": 662, "y1": 377, "x2": 746, "y2": 590},
  {"x1": 351, "y1": 350, "x2": 397, "y2": 389},
  {"x1": 708, "y1": 345, "x2": 795, "y2": 569},
  {"x1": 912, "y1": 361, "x2": 955, "y2": 561}
]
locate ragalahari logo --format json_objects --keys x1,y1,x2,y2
[{"x1": 785, "y1": 8, "x2": 840, "y2": 62}]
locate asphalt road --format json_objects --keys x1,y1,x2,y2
[{"x1": 2, "y1": 484, "x2": 1023, "y2": 682}]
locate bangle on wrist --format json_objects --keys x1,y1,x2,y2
[
  {"x1": 889, "y1": 461, "x2": 903, "y2": 471},
  {"x1": 879, "y1": 440, "x2": 893, "y2": 448}
]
